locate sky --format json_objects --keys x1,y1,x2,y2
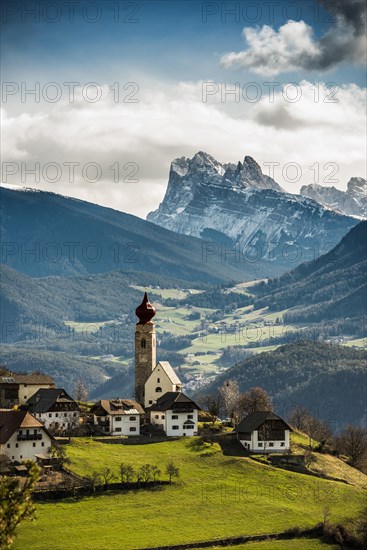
[{"x1": 1, "y1": 0, "x2": 366, "y2": 217}]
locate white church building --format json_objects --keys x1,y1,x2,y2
[{"x1": 134, "y1": 292, "x2": 200, "y2": 436}]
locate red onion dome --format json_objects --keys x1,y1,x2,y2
[{"x1": 135, "y1": 292, "x2": 156, "y2": 324}]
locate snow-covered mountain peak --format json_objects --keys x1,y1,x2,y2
[{"x1": 301, "y1": 177, "x2": 367, "y2": 219}]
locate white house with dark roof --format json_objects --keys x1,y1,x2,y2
[
  {"x1": 0, "y1": 410, "x2": 54, "y2": 462},
  {"x1": 26, "y1": 388, "x2": 80, "y2": 434},
  {"x1": 0, "y1": 372, "x2": 55, "y2": 408},
  {"x1": 144, "y1": 361, "x2": 183, "y2": 408},
  {"x1": 149, "y1": 392, "x2": 200, "y2": 436},
  {"x1": 235, "y1": 411, "x2": 291, "y2": 453},
  {"x1": 90, "y1": 399, "x2": 144, "y2": 435}
]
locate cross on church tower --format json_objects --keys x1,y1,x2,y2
[{"x1": 134, "y1": 292, "x2": 156, "y2": 404}]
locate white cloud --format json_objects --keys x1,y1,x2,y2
[
  {"x1": 1, "y1": 80, "x2": 366, "y2": 217},
  {"x1": 220, "y1": 0, "x2": 366, "y2": 76},
  {"x1": 221, "y1": 21, "x2": 319, "y2": 76}
]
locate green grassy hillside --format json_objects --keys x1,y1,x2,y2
[{"x1": 13, "y1": 438, "x2": 366, "y2": 550}]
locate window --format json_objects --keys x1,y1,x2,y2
[
  {"x1": 64, "y1": 413, "x2": 67, "y2": 417},
  {"x1": 130, "y1": 416, "x2": 136, "y2": 421},
  {"x1": 141, "y1": 339, "x2": 146, "y2": 349},
  {"x1": 155, "y1": 415, "x2": 159, "y2": 419},
  {"x1": 24, "y1": 396, "x2": 27, "y2": 400},
  {"x1": 115, "y1": 417, "x2": 122, "y2": 422},
  {"x1": 161, "y1": 415, "x2": 164, "y2": 419},
  {"x1": 73, "y1": 412, "x2": 77, "y2": 417},
  {"x1": 172, "y1": 426, "x2": 179, "y2": 430},
  {"x1": 129, "y1": 427, "x2": 136, "y2": 432},
  {"x1": 16, "y1": 443, "x2": 18, "y2": 448},
  {"x1": 49, "y1": 413, "x2": 52, "y2": 418},
  {"x1": 269, "y1": 442, "x2": 274, "y2": 447},
  {"x1": 34, "y1": 429, "x2": 37, "y2": 434},
  {"x1": 258, "y1": 442, "x2": 263, "y2": 447},
  {"x1": 187, "y1": 414, "x2": 193, "y2": 419},
  {"x1": 149, "y1": 400, "x2": 153, "y2": 405},
  {"x1": 19, "y1": 430, "x2": 22, "y2": 435},
  {"x1": 33, "y1": 443, "x2": 36, "y2": 447},
  {"x1": 280, "y1": 442, "x2": 285, "y2": 447},
  {"x1": 157, "y1": 378, "x2": 160, "y2": 383},
  {"x1": 42, "y1": 442, "x2": 44, "y2": 447},
  {"x1": 55, "y1": 413, "x2": 59, "y2": 418},
  {"x1": 115, "y1": 428, "x2": 122, "y2": 432},
  {"x1": 155, "y1": 387, "x2": 162, "y2": 393},
  {"x1": 7, "y1": 444, "x2": 10, "y2": 448},
  {"x1": 184, "y1": 425, "x2": 194, "y2": 430},
  {"x1": 172, "y1": 415, "x2": 178, "y2": 419}
]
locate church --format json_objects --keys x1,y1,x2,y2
[{"x1": 134, "y1": 292, "x2": 200, "y2": 436}]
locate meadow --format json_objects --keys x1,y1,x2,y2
[{"x1": 13, "y1": 437, "x2": 366, "y2": 550}]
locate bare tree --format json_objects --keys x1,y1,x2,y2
[
  {"x1": 100, "y1": 467, "x2": 115, "y2": 488},
  {"x1": 74, "y1": 380, "x2": 89, "y2": 402},
  {"x1": 166, "y1": 461, "x2": 180, "y2": 483},
  {"x1": 239, "y1": 387, "x2": 273, "y2": 415},
  {"x1": 119, "y1": 463, "x2": 135, "y2": 483},
  {"x1": 337, "y1": 426, "x2": 367, "y2": 468},
  {"x1": 151, "y1": 465, "x2": 161, "y2": 482},
  {"x1": 220, "y1": 379, "x2": 240, "y2": 424},
  {"x1": 304, "y1": 416, "x2": 331, "y2": 451},
  {"x1": 258, "y1": 422, "x2": 272, "y2": 455},
  {"x1": 287, "y1": 405, "x2": 310, "y2": 431},
  {"x1": 85, "y1": 471, "x2": 101, "y2": 492},
  {"x1": 138, "y1": 464, "x2": 152, "y2": 484},
  {"x1": 202, "y1": 393, "x2": 223, "y2": 425}
]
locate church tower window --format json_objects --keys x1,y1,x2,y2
[{"x1": 141, "y1": 339, "x2": 146, "y2": 349}]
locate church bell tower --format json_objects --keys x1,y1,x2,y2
[{"x1": 134, "y1": 292, "x2": 156, "y2": 404}]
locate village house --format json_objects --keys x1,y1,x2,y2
[
  {"x1": 90, "y1": 399, "x2": 144, "y2": 435},
  {"x1": 0, "y1": 372, "x2": 55, "y2": 408},
  {"x1": 144, "y1": 361, "x2": 182, "y2": 408},
  {"x1": 235, "y1": 411, "x2": 292, "y2": 453},
  {"x1": 148, "y1": 392, "x2": 200, "y2": 437},
  {"x1": 26, "y1": 388, "x2": 80, "y2": 434},
  {"x1": 0, "y1": 409, "x2": 54, "y2": 462}
]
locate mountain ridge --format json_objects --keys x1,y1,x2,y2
[
  {"x1": 0, "y1": 186, "x2": 281, "y2": 282},
  {"x1": 147, "y1": 151, "x2": 359, "y2": 268},
  {"x1": 300, "y1": 177, "x2": 367, "y2": 218}
]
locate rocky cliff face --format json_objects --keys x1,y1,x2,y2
[
  {"x1": 147, "y1": 152, "x2": 358, "y2": 268},
  {"x1": 300, "y1": 178, "x2": 367, "y2": 218}
]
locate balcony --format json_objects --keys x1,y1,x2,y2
[{"x1": 17, "y1": 433, "x2": 42, "y2": 441}]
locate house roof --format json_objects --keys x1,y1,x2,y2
[
  {"x1": 151, "y1": 362, "x2": 182, "y2": 386},
  {"x1": 149, "y1": 392, "x2": 201, "y2": 412},
  {"x1": 27, "y1": 389, "x2": 79, "y2": 413},
  {"x1": 0, "y1": 410, "x2": 47, "y2": 444},
  {"x1": 235, "y1": 411, "x2": 292, "y2": 433},
  {"x1": 8, "y1": 373, "x2": 54, "y2": 385},
  {"x1": 91, "y1": 399, "x2": 144, "y2": 416}
]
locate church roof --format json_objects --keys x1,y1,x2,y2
[
  {"x1": 153, "y1": 361, "x2": 182, "y2": 385},
  {"x1": 135, "y1": 292, "x2": 156, "y2": 324},
  {"x1": 149, "y1": 392, "x2": 201, "y2": 412},
  {"x1": 235, "y1": 411, "x2": 292, "y2": 433}
]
